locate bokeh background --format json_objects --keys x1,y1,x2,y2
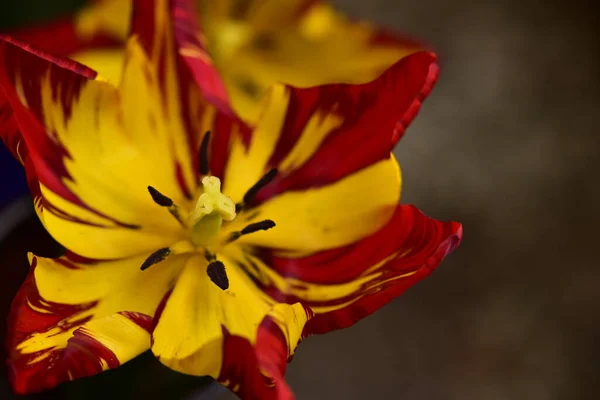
[{"x1": 1, "y1": 0, "x2": 599, "y2": 399}]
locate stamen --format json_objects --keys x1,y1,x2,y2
[
  {"x1": 141, "y1": 247, "x2": 171, "y2": 270},
  {"x1": 228, "y1": 219, "x2": 275, "y2": 242},
  {"x1": 241, "y1": 219, "x2": 276, "y2": 234},
  {"x1": 204, "y1": 250, "x2": 216, "y2": 262},
  {"x1": 207, "y1": 260, "x2": 229, "y2": 290},
  {"x1": 148, "y1": 186, "x2": 173, "y2": 207},
  {"x1": 147, "y1": 186, "x2": 187, "y2": 227},
  {"x1": 238, "y1": 168, "x2": 278, "y2": 211},
  {"x1": 198, "y1": 131, "x2": 211, "y2": 176}
]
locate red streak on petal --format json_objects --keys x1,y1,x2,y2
[
  {"x1": 255, "y1": 206, "x2": 462, "y2": 333},
  {"x1": 151, "y1": 289, "x2": 173, "y2": 338},
  {"x1": 218, "y1": 323, "x2": 296, "y2": 400},
  {"x1": 7, "y1": 18, "x2": 119, "y2": 57},
  {"x1": 173, "y1": 0, "x2": 231, "y2": 111},
  {"x1": 9, "y1": 329, "x2": 120, "y2": 394},
  {"x1": 255, "y1": 52, "x2": 439, "y2": 203},
  {"x1": 210, "y1": 112, "x2": 251, "y2": 181},
  {"x1": 304, "y1": 228, "x2": 461, "y2": 335},
  {"x1": 175, "y1": 162, "x2": 193, "y2": 199},
  {"x1": 118, "y1": 311, "x2": 153, "y2": 333},
  {"x1": 0, "y1": 37, "x2": 141, "y2": 229},
  {"x1": 8, "y1": 258, "x2": 98, "y2": 345},
  {"x1": 5, "y1": 257, "x2": 125, "y2": 394}
]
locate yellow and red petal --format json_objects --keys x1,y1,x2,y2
[
  {"x1": 4, "y1": 0, "x2": 128, "y2": 81},
  {"x1": 198, "y1": 0, "x2": 423, "y2": 124},
  {"x1": 7, "y1": 251, "x2": 189, "y2": 393},
  {"x1": 219, "y1": 53, "x2": 436, "y2": 253},
  {"x1": 5, "y1": 11, "x2": 120, "y2": 59},
  {"x1": 222, "y1": 51, "x2": 437, "y2": 204},
  {"x1": 231, "y1": 205, "x2": 462, "y2": 334},
  {"x1": 0, "y1": 1, "x2": 247, "y2": 258},
  {"x1": 121, "y1": 0, "x2": 246, "y2": 195},
  {"x1": 224, "y1": 154, "x2": 401, "y2": 254},
  {"x1": 0, "y1": 36, "x2": 188, "y2": 258},
  {"x1": 151, "y1": 254, "x2": 310, "y2": 399},
  {"x1": 5, "y1": 0, "x2": 131, "y2": 84},
  {"x1": 215, "y1": 313, "x2": 306, "y2": 400}
]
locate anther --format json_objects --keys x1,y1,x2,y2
[
  {"x1": 228, "y1": 219, "x2": 276, "y2": 242},
  {"x1": 147, "y1": 186, "x2": 187, "y2": 227},
  {"x1": 148, "y1": 186, "x2": 173, "y2": 207},
  {"x1": 207, "y1": 260, "x2": 229, "y2": 290},
  {"x1": 242, "y1": 219, "x2": 276, "y2": 234},
  {"x1": 199, "y1": 131, "x2": 211, "y2": 176},
  {"x1": 238, "y1": 168, "x2": 278, "y2": 211},
  {"x1": 141, "y1": 247, "x2": 171, "y2": 270}
]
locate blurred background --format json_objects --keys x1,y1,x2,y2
[{"x1": 1, "y1": 0, "x2": 599, "y2": 399}]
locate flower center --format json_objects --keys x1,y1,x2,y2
[{"x1": 140, "y1": 131, "x2": 277, "y2": 291}]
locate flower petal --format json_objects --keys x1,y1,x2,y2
[
  {"x1": 121, "y1": 0, "x2": 246, "y2": 197},
  {"x1": 6, "y1": 0, "x2": 129, "y2": 84},
  {"x1": 233, "y1": 205, "x2": 462, "y2": 334},
  {"x1": 224, "y1": 154, "x2": 400, "y2": 254},
  {"x1": 0, "y1": 0, "x2": 248, "y2": 259},
  {"x1": 5, "y1": 0, "x2": 125, "y2": 58},
  {"x1": 199, "y1": 0, "x2": 422, "y2": 123},
  {"x1": 222, "y1": 51, "x2": 437, "y2": 205},
  {"x1": 151, "y1": 254, "x2": 310, "y2": 398},
  {"x1": 0, "y1": 36, "x2": 191, "y2": 259},
  {"x1": 71, "y1": 48, "x2": 124, "y2": 85},
  {"x1": 7, "y1": 252, "x2": 188, "y2": 393}
]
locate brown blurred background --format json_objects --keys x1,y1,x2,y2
[{"x1": 1, "y1": 0, "x2": 599, "y2": 399}]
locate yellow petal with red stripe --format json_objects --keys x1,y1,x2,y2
[
  {"x1": 71, "y1": 48, "x2": 124, "y2": 84},
  {"x1": 0, "y1": 0, "x2": 241, "y2": 259},
  {"x1": 74, "y1": 0, "x2": 132, "y2": 42},
  {"x1": 151, "y1": 254, "x2": 310, "y2": 398},
  {"x1": 225, "y1": 206, "x2": 462, "y2": 336},
  {"x1": 118, "y1": 0, "x2": 237, "y2": 203},
  {"x1": 223, "y1": 154, "x2": 400, "y2": 254},
  {"x1": 0, "y1": 36, "x2": 191, "y2": 259},
  {"x1": 221, "y1": 52, "x2": 437, "y2": 211},
  {"x1": 8, "y1": 252, "x2": 190, "y2": 393},
  {"x1": 200, "y1": 0, "x2": 422, "y2": 123}
]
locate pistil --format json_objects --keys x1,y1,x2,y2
[{"x1": 189, "y1": 176, "x2": 236, "y2": 248}]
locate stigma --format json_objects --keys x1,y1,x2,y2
[
  {"x1": 190, "y1": 176, "x2": 236, "y2": 224},
  {"x1": 187, "y1": 176, "x2": 236, "y2": 249}
]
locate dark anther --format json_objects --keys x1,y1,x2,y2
[
  {"x1": 141, "y1": 247, "x2": 171, "y2": 271},
  {"x1": 242, "y1": 168, "x2": 278, "y2": 205},
  {"x1": 207, "y1": 260, "x2": 229, "y2": 290},
  {"x1": 148, "y1": 186, "x2": 173, "y2": 207},
  {"x1": 199, "y1": 131, "x2": 211, "y2": 175},
  {"x1": 241, "y1": 219, "x2": 276, "y2": 234},
  {"x1": 229, "y1": 219, "x2": 276, "y2": 242}
]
